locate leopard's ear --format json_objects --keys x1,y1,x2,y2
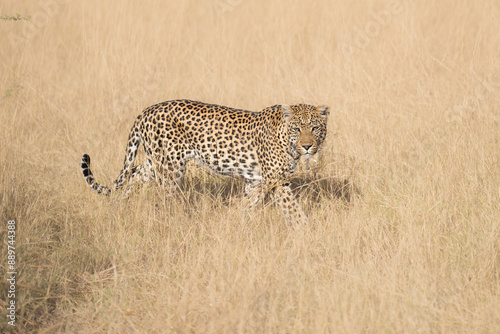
[
  {"x1": 317, "y1": 105, "x2": 329, "y2": 118},
  {"x1": 282, "y1": 105, "x2": 293, "y2": 123}
]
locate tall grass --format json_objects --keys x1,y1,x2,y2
[{"x1": 1, "y1": 0, "x2": 499, "y2": 332}]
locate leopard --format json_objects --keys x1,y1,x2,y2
[{"x1": 80, "y1": 99, "x2": 329, "y2": 225}]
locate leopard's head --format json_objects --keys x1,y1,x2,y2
[{"x1": 283, "y1": 104, "x2": 329, "y2": 160}]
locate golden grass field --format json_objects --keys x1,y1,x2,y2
[{"x1": 1, "y1": 0, "x2": 499, "y2": 332}]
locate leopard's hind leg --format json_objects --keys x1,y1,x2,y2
[{"x1": 122, "y1": 159, "x2": 155, "y2": 195}]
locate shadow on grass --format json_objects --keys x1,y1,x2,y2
[
  {"x1": 290, "y1": 173, "x2": 361, "y2": 203},
  {"x1": 176, "y1": 172, "x2": 361, "y2": 208}
]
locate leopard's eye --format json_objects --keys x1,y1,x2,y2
[
  {"x1": 292, "y1": 127, "x2": 301, "y2": 133},
  {"x1": 311, "y1": 126, "x2": 320, "y2": 132}
]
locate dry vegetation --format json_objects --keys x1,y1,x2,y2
[{"x1": 1, "y1": 0, "x2": 500, "y2": 332}]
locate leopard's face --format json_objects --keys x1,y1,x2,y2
[{"x1": 283, "y1": 104, "x2": 329, "y2": 160}]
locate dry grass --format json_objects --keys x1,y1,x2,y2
[{"x1": 1, "y1": 0, "x2": 499, "y2": 332}]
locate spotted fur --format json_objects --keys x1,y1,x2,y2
[{"x1": 81, "y1": 99, "x2": 329, "y2": 224}]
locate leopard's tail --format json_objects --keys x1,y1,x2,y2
[{"x1": 81, "y1": 119, "x2": 142, "y2": 195}]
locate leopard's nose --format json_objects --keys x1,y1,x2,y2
[{"x1": 302, "y1": 144, "x2": 312, "y2": 151}]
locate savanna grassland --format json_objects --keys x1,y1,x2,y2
[{"x1": 1, "y1": 0, "x2": 499, "y2": 332}]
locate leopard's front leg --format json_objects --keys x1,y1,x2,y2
[{"x1": 272, "y1": 182, "x2": 308, "y2": 226}]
